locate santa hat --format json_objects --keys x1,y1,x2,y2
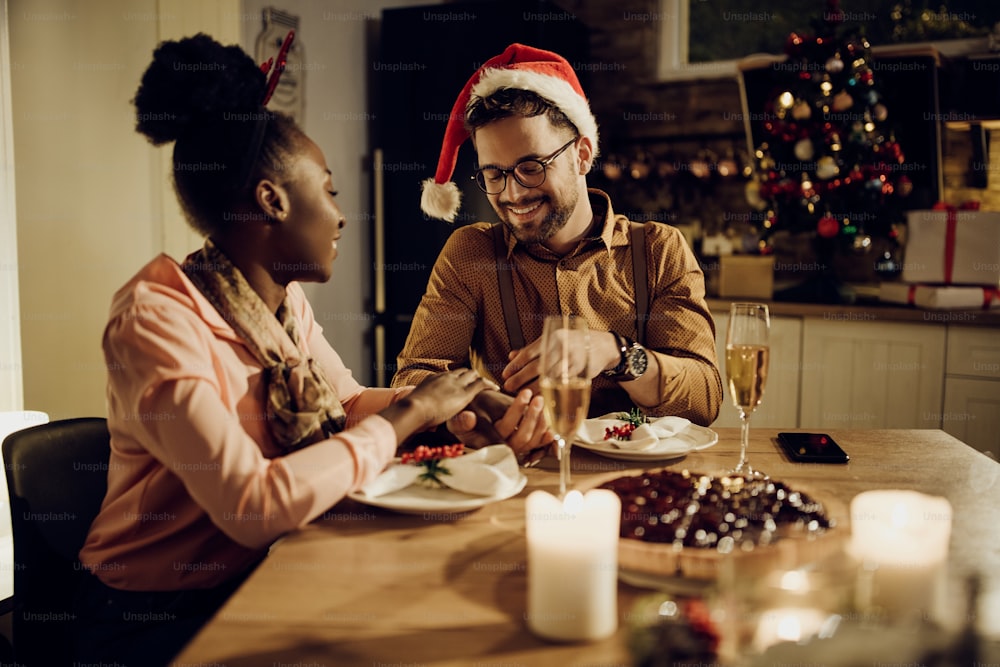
[{"x1": 420, "y1": 43, "x2": 599, "y2": 222}]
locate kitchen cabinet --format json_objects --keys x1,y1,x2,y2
[
  {"x1": 942, "y1": 327, "x2": 1000, "y2": 458},
  {"x1": 708, "y1": 304, "x2": 964, "y2": 432},
  {"x1": 799, "y1": 319, "x2": 946, "y2": 429}
]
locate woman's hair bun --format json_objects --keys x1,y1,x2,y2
[{"x1": 133, "y1": 33, "x2": 266, "y2": 145}]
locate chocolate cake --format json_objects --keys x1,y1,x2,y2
[{"x1": 599, "y1": 469, "x2": 838, "y2": 579}]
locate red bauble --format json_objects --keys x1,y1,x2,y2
[
  {"x1": 786, "y1": 32, "x2": 805, "y2": 57},
  {"x1": 817, "y1": 215, "x2": 840, "y2": 238},
  {"x1": 898, "y1": 175, "x2": 913, "y2": 197}
]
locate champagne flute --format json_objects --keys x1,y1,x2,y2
[
  {"x1": 725, "y1": 303, "x2": 770, "y2": 479},
  {"x1": 538, "y1": 315, "x2": 591, "y2": 498}
]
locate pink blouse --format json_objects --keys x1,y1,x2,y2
[{"x1": 79, "y1": 255, "x2": 409, "y2": 591}]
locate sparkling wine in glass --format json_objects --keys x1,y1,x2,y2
[
  {"x1": 538, "y1": 315, "x2": 591, "y2": 498},
  {"x1": 725, "y1": 303, "x2": 770, "y2": 479}
]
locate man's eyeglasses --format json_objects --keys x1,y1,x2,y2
[{"x1": 472, "y1": 137, "x2": 577, "y2": 195}]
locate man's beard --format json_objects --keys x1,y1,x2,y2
[{"x1": 498, "y1": 188, "x2": 579, "y2": 247}]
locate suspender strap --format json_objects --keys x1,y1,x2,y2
[
  {"x1": 630, "y1": 221, "x2": 648, "y2": 346},
  {"x1": 493, "y1": 221, "x2": 648, "y2": 349},
  {"x1": 493, "y1": 223, "x2": 525, "y2": 350}
]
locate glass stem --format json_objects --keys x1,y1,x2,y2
[
  {"x1": 557, "y1": 436, "x2": 571, "y2": 498},
  {"x1": 737, "y1": 410, "x2": 751, "y2": 474}
]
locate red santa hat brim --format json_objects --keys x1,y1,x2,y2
[{"x1": 420, "y1": 43, "x2": 599, "y2": 222}]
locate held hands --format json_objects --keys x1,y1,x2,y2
[
  {"x1": 446, "y1": 389, "x2": 553, "y2": 463},
  {"x1": 405, "y1": 369, "x2": 495, "y2": 430}
]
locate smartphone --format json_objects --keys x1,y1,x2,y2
[{"x1": 776, "y1": 432, "x2": 850, "y2": 464}]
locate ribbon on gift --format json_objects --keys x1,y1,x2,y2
[
  {"x1": 360, "y1": 444, "x2": 521, "y2": 497},
  {"x1": 931, "y1": 201, "x2": 981, "y2": 283},
  {"x1": 983, "y1": 287, "x2": 999, "y2": 308}
]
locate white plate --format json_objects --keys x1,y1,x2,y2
[
  {"x1": 347, "y1": 473, "x2": 527, "y2": 515},
  {"x1": 573, "y1": 422, "x2": 718, "y2": 461}
]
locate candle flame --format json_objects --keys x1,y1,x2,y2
[
  {"x1": 890, "y1": 502, "x2": 910, "y2": 528},
  {"x1": 562, "y1": 490, "x2": 584, "y2": 515},
  {"x1": 776, "y1": 614, "x2": 802, "y2": 642},
  {"x1": 779, "y1": 570, "x2": 809, "y2": 593}
]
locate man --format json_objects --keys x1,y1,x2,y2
[{"x1": 399, "y1": 43, "x2": 722, "y2": 457}]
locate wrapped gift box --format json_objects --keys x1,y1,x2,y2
[
  {"x1": 717, "y1": 254, "x2": 774, "y2": 299},
  {"x1": 902, "y1": 209, "x2": 1000, "y2": 285},
  {"x1": 879, "y1": 282, "x2": 1000, "y2": 310}
]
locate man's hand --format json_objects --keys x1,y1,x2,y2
[
  {"x1": 446, "y1": 388, "x2": 554, "y2": 461},
  {"x1": 501, "y1": 329, "x2": 620, "y2": 394}
]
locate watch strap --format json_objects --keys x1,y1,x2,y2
[
  {"x1": 603, "y1": 331, "x2": 629, "y2": 378},
  {"x1": 603, "y1": 332, "x2": 633, "y2": 380}
]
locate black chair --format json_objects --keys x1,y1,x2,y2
[{"x1": 2, "y1": 417, "x2": 111, "y2": 667}]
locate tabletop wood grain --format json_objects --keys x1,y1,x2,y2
[{"x1": 173, "y1": 428, "x2": 1000, "y2": 666}]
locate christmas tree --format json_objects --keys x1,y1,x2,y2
[{"x1": 743, "y1": 0, "x2": 913, "y2": 262}]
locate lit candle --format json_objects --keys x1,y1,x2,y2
[
  {"x1": 525, "y1": 489, "x2": 621, "y2": 641},
  {"x1": 848, "y1": 490, "x2": 952, "y2": 619},
  {"x1": 752, "y1": 606, "x2": 832, "y2": 652}
]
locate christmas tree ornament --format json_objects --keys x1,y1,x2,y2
[
  {"x1": 801, "y1": 173, "x2": 816, "y2": 198},
  {"x1": 794, "y1": 138, "x2": 815, "y2": 161},
  {"x1": 745, "y1": 180, "x2": 767, "y2": 210},
  {"x1": 816, "y1": 155, "x2": 840, "y2": 180},
  {"x1": 791, "y1": 100, "x2": 813, "y2": 120},
  {"x1": 897, "y1": 175, "x2": 913, "y2": 197},
  {"x1": 786, "y1": 32, "x2": 805, "y2": 56},
  {"x1": 817, "y1": 214, "x2": 839, "y2": 238},
  {"x1": 832, "y1": 90, "x2": 854, "y2": 111}
]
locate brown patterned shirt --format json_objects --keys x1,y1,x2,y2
[{"x1": 392, "y1": 189, "x2": 722, "y2": 425}]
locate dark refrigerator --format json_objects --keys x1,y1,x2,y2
[{"x1": 371, "y1": 0, "x2": 589, "y2": 386}]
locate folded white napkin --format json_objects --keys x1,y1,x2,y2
[
  {"x1": 360, "y1": 444, "x2": 520, "y2": 498},
  {"x1": 576, "y1": 414, "x2": 692, "y2": 451}
]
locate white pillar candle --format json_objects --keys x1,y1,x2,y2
[
  {"x1": 525, "y1": 489, "x2": 621, "y2": 641},
  {"x1": 848, "y1": 490, "x2": 952, "y2": 619}
]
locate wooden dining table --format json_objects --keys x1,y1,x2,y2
[{"x1": 174, "y1": 428, "x2": 1000, "y2": 666}]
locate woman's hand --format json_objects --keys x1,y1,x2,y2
[{"x1": 380, "y1": 369, "x2": 492, "y2": 442}]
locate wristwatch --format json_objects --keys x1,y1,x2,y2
[{"x1": 602, "y1": 332, "x2": 648, "y2": 382}]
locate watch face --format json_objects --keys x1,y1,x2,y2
[{"x1": 627, "y1": 345, "x2": 648, "y2": 378}]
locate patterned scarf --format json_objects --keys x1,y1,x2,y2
[{"x1": 182, "y1": 240, "x2": 346, "y2": 452}]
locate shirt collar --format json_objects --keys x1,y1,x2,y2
[{"x1": 499, "y1": 188, "x2": 624, "y2": 259}]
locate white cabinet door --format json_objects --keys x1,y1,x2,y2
[
  {"x1": 942, "y1": 377, "x2": 1000, "y2": 459},
  {"x1": 712, "y1": 314, "x2": 802, "y2": 429},
  {"x1": 800, "y1": 320, "x2": 946, "y2": 429},
  {"x1": 943, "y1": 326, "x2": 1000, "y2": 459}
]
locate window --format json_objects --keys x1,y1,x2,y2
[{"x1": 658, "y1": 0, "x2": 1000, "y2": 80}]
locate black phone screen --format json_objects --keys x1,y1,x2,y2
[{"x1": 776, "y1": 432, "x2": 850, "y2": 464}]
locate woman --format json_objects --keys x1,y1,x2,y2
[{"x1": 75, "y1": 33, "x2": 492, "y2": 666}]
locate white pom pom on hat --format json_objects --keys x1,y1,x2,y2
[{"x1": 420, "y1": 42, "x2": 600, "y2": 222}]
